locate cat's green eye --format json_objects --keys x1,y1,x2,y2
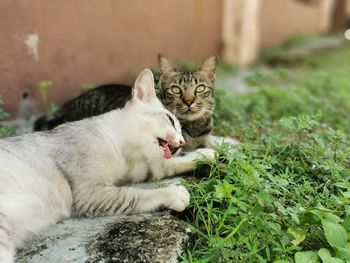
[
  {"x1": 195, "y1": 85, "x2": 206, "y2": 93},
  {"x1": 170, "y1": 86, "x2": 181, "y2": 94}
]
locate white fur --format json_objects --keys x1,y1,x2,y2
[{"x1": 0, "y1": 69, "x2": 216, "y2": 262}]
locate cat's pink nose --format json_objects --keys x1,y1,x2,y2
[{"x1": 180, "y1": 138, "x2": 185, "y2": 146}]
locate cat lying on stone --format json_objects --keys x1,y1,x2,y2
[{"x1": 0, "y1": 69, "x2": 215, "y2": 263}]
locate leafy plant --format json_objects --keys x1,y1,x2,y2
[
  {"x1": 0, "y1": 98, "x2": 15, "y2": 137},
  {"x1": 184, "y1": 115, "x2": 350, "y2": 262},
  {"x1": 81, "y1": 83, "x2": 96, "y2": 90},
  {"x1": 37, "y1": 80, "x2": 61, "y2": 115},
  {"x1": 38, "y1": 80, "x2": 54, "y2": 114},
  {"x1": 183, "y1": 44, "x2": 350, "y2": 262}
]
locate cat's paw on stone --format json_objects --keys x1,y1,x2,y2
[{"x1": 163, "y1": 185, "x2": 190, "y2": 212}]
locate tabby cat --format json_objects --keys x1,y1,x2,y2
[
  {"x1": 0, "y1": 69, "x2": 216, "y2": 263},
  {"x1": 158, "y1": 55, "x2": 217, "y2": 151}
]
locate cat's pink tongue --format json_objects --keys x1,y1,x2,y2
[{"x1": 160, "y1": 141, "x2": 172, "y2": 159}]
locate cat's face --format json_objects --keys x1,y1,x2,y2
[
  {"x1": 127, "y1": 69, "x2": 185, "y2": 159},
  {"x1": 158, "y1": 55, "x2": 217, "y2": 122}
]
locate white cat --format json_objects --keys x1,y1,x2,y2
[{"x1": 0, "y1": 69, "x2": 216, "y2": 263}]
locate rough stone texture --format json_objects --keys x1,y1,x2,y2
[{"x1": 16, "y1": 212, "x2": 193, "y2": 263}]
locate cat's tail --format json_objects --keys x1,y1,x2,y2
[
  {"x1": 0, "y1": 213, "x2": 15, "y2": 263},
  {"x1": 33, "y1": 115, "x2": 65, "y2": 131}
]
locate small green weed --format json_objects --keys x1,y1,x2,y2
[
  {"x1": 0, "y1": 98, "x2": 15, "y2": 137},
  {"x1": 38, "y1": 80, "x2": 53, "y2": 114},
  {"x1": 37, "y1": 80, "x2": 60, "y2": 115},
  {"x1": 81, "y1": 83, "x2": 96, "y2": 90}
]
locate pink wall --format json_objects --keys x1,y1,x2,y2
[
  {"x1": 0, "y1": 0, "x2": 222, "y2": 114},
  {"x1": 0, "y1": 0, "x2": 340, "y2": 115}
]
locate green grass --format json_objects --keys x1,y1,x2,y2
[
  {"x1": 183, "y1": 44, "x2": 350, "y2": 262},
  {"x1": 0, "y1": 98, "x2": 15, "y2": 137}
]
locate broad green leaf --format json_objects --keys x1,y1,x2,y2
[
  {"x1": 287, "y1": 227, "x2": 307, "y2": 246},
  {"x1": 322, "y1": 220, "x2": 347, "y2": 248},
  {"x1": 345, "y1": 206, "x2": 350, "y2": 217},
  {"x1": 301, "y1": 211, "x2": 321, "y2": 224},
  {"x1": 342, "y1": 217, "x2": 350, "y2": 232},
  {"x1": 315, "y1": 205, "x2": 334, "y2": 213},
  {"x1": 288, "y1": 211, "x2": 300, "y2": 225},
  {"x1": 322, "y1": 212, "x2": 342, "y2": 224},
  {"x1": 318, "y1": 248, "x2": 344, "y2": 263},
  {"x1": 295, "y1": 251, "x2": 319, "y2": 263},
  {"x1": 267, "y1": 222, "x2": 281, "y2": 233},
  {"x1": 343, "y1": 192, "x2": 350, "y2": 199},
  {"x1": 50, "y1": 102, "x2": 60, "y2": 114},
  {"x1": 336, "y1": 247, "x2": 350, "y2": 260}
]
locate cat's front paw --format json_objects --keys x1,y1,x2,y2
[
  {"x1": 163, "y1": 185, "x2": 190, "y2": 212},
  {"x1": 194, "y1": 148, "x2": 217, "y2": 162}
]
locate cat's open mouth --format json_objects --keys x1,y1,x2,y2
[{"x1": 158, "y1": 138, "x2": 180, "y2": 159}]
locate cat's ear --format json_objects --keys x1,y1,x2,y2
[
  {"x1": 132, "y1": 68, "x2": 156, "y2": 102},
  {"x1": 158, "y1": 55, "x2": 177, "y2": 79},
  {"x1": 200, "y1": 55, "x2": 217, "y2": 83}
]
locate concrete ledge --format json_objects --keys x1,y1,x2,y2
[{"x1": 17, "y1": 212, "x2": 193, "y2": 263}]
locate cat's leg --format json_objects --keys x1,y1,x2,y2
[
  {"x1": 73, "y1": 184, "x2": 190, "y2": 217},
  {"x1": 0, "y1": 212, "x2": 15, "y2": 263},
  {"x1": 150, "y1": 148, "x2": 216, "y2": 180}
]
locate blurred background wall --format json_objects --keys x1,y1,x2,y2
[
  {"x1": 260, "y1": 0, "x2": 334, "y2": 49},
  {"x1": 0, "y1": 0, "x2": 348, "y2": 114}
]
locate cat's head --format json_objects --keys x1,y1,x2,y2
[
  {"x1": 126, "y1": 69, "x2": 185, "y2": 159},
  {"x1": 158, "y1": 55, "x2": 217, "y2": 122}
]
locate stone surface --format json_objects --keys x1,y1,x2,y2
[
  {"x1": 265, "y1": 35, "x2": 344, "y2": 65},
  {"x1": 16, "y1": 212, "x2": 193, "y2": 263},
  {"x1": 217, "y1": 69, "x2": 254, "y2": 94}
]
